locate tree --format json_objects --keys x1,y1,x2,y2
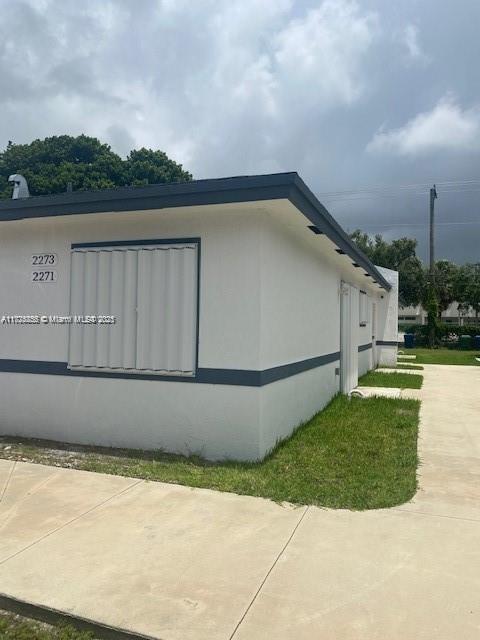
[
  {"x1": 350, "y1": 230, "x2": 424, "y2": 306},
  {"x1": 426, "y1": 260, "x2": 459, "y2": 316},
  {"x1": 455, "y1": 263, "x2": 480, "y2": 321},
  {"x1": 424, "y1": 285, "x2": 440, "y2": 346},
  {"x1": 0, "y1": 135, "x2": 191, "y2": 199}
]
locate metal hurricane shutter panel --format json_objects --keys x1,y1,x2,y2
[
  {"x1": 68, "y1": 243, "x2": 197, "y2": 374},
  {"x1": 68, "y1": 250, "x2": 85, "y2": 366}
]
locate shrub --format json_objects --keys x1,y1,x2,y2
[{"x1": 401, "y1": 323, "x2": 480, "y2": 348}]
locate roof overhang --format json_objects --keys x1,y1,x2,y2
[{"x1": 0, "y1": 172, "x2": 391, "y2": 291}]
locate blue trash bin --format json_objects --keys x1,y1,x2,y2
[
  {"x1": 404, "y1": 333, "x2": 415, "y2": 349},
  {"x1": 474, "y1": 335, "x2": 480, "y2": 350}
]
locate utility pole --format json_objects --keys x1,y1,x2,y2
[
  {"x1": 429, "y1": 185, "x2": 437, "y2": 281},
  {"x1": 428, "y1": 185, "x2": 438, "y2": 347}
]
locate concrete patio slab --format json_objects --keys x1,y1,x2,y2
[
  {"x1": 398, "y1": 364, "x2": 480, "y2": 521},
  {"x1": 0, "y1": 476, "x2": 306, "y2": 640},
  {"x1": 234, "y1": 506, "x2": 480, "y2": 640},
  {"x1": 0, "y1": 459, "x2": 15, "y2": 500},
  {"x1": 0, "y1": 463, "x2": 139, "y2": 562}
]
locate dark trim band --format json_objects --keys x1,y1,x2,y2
[
  {"x1": 72, "y1": 237, "x2": 200, "y2": 249},
  {"x1": 0, "y1": 593, "x2": 156, "y2": 640},
  {"x1": 358, "y1": 342, "x2": 372, "y2": 352},
  {"x1": 0, "y1": 353, "x2": 340, "y2": 387},
  {"x1": 376, "y1": 340, "x2": 398, "y2": 346}
]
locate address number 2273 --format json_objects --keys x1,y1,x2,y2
[{"x1": 31, "y1": 253, "x2": 57, "y2": 266}]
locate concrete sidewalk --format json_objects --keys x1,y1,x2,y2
[{"x1": 1, "y1": 364, "x2": 479, "y2": 639}]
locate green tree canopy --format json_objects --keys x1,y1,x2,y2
[
  {"x1": 350, "y1": 230, "x2": 424, "y2": 306},
  {"x1": 0, "y1": 135, "x2": 192, "y2": 199},
  {"x1": 350, "y1": 229, "x2": 470, "y2": 327},
  {"x1": 455, "y1": 263, "x2": 480, "y2": 320},
  {"x1": 427, "y1": 259, "x2": 459, "y2": 314}
]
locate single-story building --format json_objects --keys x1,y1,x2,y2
[
  {"x1": 399, "y1": 302, "x2": 479, "y2": 326},
  {"x1": 0, "y1": 172, "x2": 398, "y2": 460}
]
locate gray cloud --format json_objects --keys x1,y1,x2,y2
[{"x1": 1, "y1": 0, "x2": 479, "y2": 263}]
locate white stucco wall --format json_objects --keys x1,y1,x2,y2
[
  {"x1": 358, "y1": 348, "x2": 372, "y2": 376},
  {"x1": 259, "y1": 213, "x2": 341, "y2": 368},
  {"x1": 0, "y1": 205, "x2": 266, "y2": 460},
  {"x1": 0, "y1": 206, "x2": 263, "y2": 369},
  {"x1": 259, "y1": 362, "x2": 338, "y2": 455},
  {"x1": 375, "y1": 266, "x2": 399, "y2": 367},
  {"x1": 0, "y1": 200, "x2": 396, "y2": 460},
  {"x1": 0, "y1": 372, "x2": 261, "y2": 460}
]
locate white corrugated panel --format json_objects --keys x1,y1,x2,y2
[
  {"x1": 69, "y1": 244, "x2": 197, "y2": 375},
  {"x1": 136, "y1": 245, "x2": 197, "y2": 373},
  {"x1": 122, "y1": 249, "x2": 138, "y2": 369},
  {"x1": 82, "y1": 251, "x2": 98, "y2": 366},
  {"x1": 95, "y1": 251, "x2": 111, "y2": 367},
  {"x1": 68, "y1": 251, "x2": 85, "y2": 366}
]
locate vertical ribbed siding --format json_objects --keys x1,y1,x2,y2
[
  {"x1": 122, "y1": 249, "x2": 138, "y2": 369},
  {"x1": 68, "y1": 243, "x2": 197, "y2": 374},
  {"x1": 179, "y1": 246, "x2": 197, "y2": 372},
  {"x1": 68, "y1": 251, "x2": 85, "y2": 366},
  {"x1": 95, "y1": 251, "x2": 111, "y2": 367},
  {"x1": 135, "y1": 246, "x2": 197, "y2": 373}
]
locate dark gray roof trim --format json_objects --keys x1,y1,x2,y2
[
  {"x1": 0, "y1": 172, "x2": 391, "y2": 290},
  {"x1": 288, "y1": 174, "x2": 391, "y2": 290}
]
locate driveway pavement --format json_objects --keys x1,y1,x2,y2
[{"x1": 0, "y1": 364, "x2": 479, "y2": 639}]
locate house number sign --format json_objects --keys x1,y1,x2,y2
[{"x1": 31, "y1": 253, "x2": 57, "y2": 283}]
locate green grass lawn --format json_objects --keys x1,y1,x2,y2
[
  {"x1": 0, "y1": 612, "x2": 94, "y2": 639},
  {"x1": 404, "y1": 347, "x2": 480, "y2": 366},
  {"x1": 0, "y1": 395, "x2": 420, "y2": 510},
  {"x1": 359, "y1": 371, "x2": 423, "y2": 389}
]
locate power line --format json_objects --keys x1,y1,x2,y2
[
  {"x1": 353, "y1": 220, "x2": 480, "y2": 228},
  {"x1": 316, "y1": 178, "x2": 480, "y2": 196},
  {"x1": 316, "y1": 180, "x2": 480, "y2": 202},
  {"x1": 320, "y1": 188, "x2": 480, "y2": 203}
]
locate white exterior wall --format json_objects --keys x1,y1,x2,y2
[
  {"x1": 0, "y1": 205, "x2": 264, "y2": 460},
  {"x1": 256, "y1": 210, "x2": 384, "y2": 453},
  {"x1": 0, "y1": 201, "x2": 395, "y2": 460},
  {"x1": 358, "y1": 348, "x2": 372, "y2": 376},
  {"x1": 0, "y1": 206, "x2": 263, "y2": 369},
  {"x1": 375, "y1": 266, "x2": 399, "y2": 367},
  {"x1": 259, "y1": 214, "x2": 341, "y2": 369},
  {"x1": 258, "y1": 214, "x2": 341, "y2": 453},
  {"x1": 0, "y1": 372, "x2": 260, "y2": 460},
  {"x1": 358, "y1": 291, "x2": 374, "y2": 375}
]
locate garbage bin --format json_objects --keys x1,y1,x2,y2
[
  {"x1": 459, "y1": 334, "x2": 472, "y2": 350},
  {"x1": 404, "y1": 333, "x2": 415, "y2": 349},
  {"x1": 474, "y1": 335, "x2": 480, "y2": 350}
]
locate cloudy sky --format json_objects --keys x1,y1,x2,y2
[{"x1": 1, "y1": 0, "x2": 480, "y2": 263}]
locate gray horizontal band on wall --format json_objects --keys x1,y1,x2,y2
[
  {"x1": 0, "y1": 593, "x2": 156, "y2": 640},
  {"x1": 0, "y1": 352, "x2": 340, "y2": 387},
  {"x1": 376, "y1": 340, "x2": 398, "y2": 346},
  {"x1": 72, "y1": 237, "x2": 200, "y2": 249},
  {"x1": 358, "y1": 343, "x2": 372, "y2": 352}
]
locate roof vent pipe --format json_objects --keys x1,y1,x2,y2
[{"x1": 8, "y1": 174, "x2": 30, "y2": 199}]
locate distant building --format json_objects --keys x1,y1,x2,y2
[{"x1": 399, "y1": 302, "x2": 478, "y2": 326}]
